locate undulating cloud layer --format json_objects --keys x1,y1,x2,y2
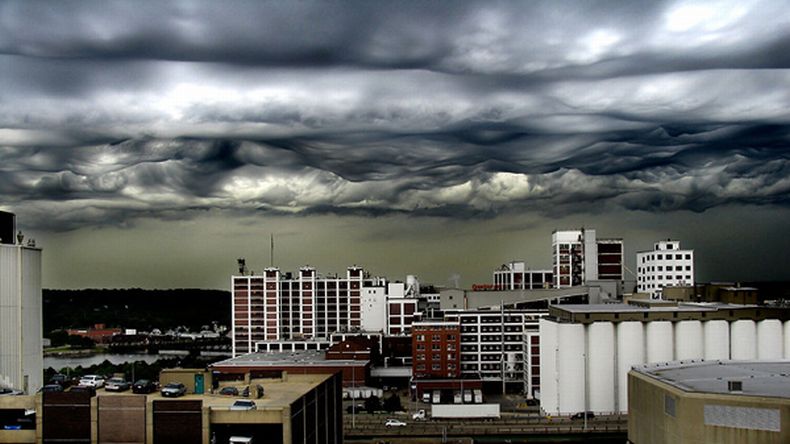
[{"x1": 1, "y1": 0, "x2": 790, "y2": 232}]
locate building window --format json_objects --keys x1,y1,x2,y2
[
  {"x1": 417, "y1": 344, "x2": 425, "y2": 351},
  {"x1": 665, "y1": 395, "x2": 676, "y2": 417},
  {"x1": 657, "y1": 254, "x2": 663, "y2": 260},
  {"x1": 432, "y1": 335, "x2": 440, "y2": 341},
  {"x1": 685, "y1": 254, "x2": 691, "y2": 260},
  {"x1": 432, "y1": 344, "x2": 441, "y2": 351},
  {"x1": 416, "y1": 335, "x2": 425, "y2": 341},
  {"x1": 432, "y1": 364, "x2": 441, "y2": 370}
]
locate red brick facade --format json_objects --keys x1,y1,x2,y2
[{"x1": 412, "y1": 322, "x2": 461, "y2": 379}]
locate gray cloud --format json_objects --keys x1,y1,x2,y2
[{"x1": 1, "y1": 0, "x2": 789, "y2": 233}]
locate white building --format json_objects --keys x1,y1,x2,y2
[
  {"x1": 441, "y1": 309, "x2": 546, "y2": 395},
  {"x1": 492, "y1": 261, "x2": 552, "y2": 290},
  {"x1": 539, "y1": 303, "x2": 790, "y2": 416},
  {"x1": 637, "y1": 240, "x2": 694, "y2": 299},
  {"x1": 552, "y1": 229, "x2": 624, "y2": 289},
  {"x1": 0, "y1": 213, "x2": 43, "y2": 394}
]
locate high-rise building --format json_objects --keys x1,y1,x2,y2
[
  {"x1": 636, "y1": 240, "x2": 694, "y2": 299},
  {"x1": 552, "y1": 229, "x2": 623, "y2": 288},
  {"x1": 0, "y1": 213, "x2": 43, "y2": 393},
  {"x1": 231, "y1": 266, "x2": 387, "y2": 357}
]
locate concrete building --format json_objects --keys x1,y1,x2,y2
[
  {"x1": 629, "y1": 360, "x2": 790, "y2": 444},
  {"x1": 0, "y1": 371, "x2": 342, "y2": 444},
  {"x1": 212, "y1": 350, "x2": 369, "y2": 387},
  {"x1": 491, "y1": 261, "x2": 552, "y2": 291},
  {"x1": 0, "y1": 212, "x2": 43, "y2": 394},
  {"x1": 637, "y1": 240, "x2": 694, "y2": 299},
  {"x1": 231, "y1": 265, "x2": 387, "y2": 356},
  {"x1": 540, "y1": 302, "x2": 790, "y2": 416},
  {"x1": 441, "y1": 309, "x2": 545, "y2": 395},
  {"x1": 412, "y1": 321, "x2": 461, "y2": 379},
  {"x1": 552, "y1": 229, "x2": 624, "y2": 288}
]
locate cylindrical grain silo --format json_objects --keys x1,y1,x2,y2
[
  {"x1": 557, "y1": 323, "x2": 585, "y2": 415},
  {"x1": 757, "y1": 319, "x2": 783, "y2": 360},
  {"x1": 587, "y1": 322, "x2": 615, "y2": 412},
  {"x1": 539, "y1": 318, "x2": 558, "y2": 415},
  {"x1": 674, "y1": 320, "x2": 704, "y2": 360},
  {"x1": 785, "y1": 321, "x2": 790, "y2": 359},
  {"x1": 645, "y1": 321, "x2": 673, "y2": 364},
  {"x1": 730, "y1": 320, "x2": 756, "y2": 360},
  {"x1": 703, "y1": 320, "x2": 730, "y2": 360},
  {"x1": 616, "y1": 321, "x2": 644, "y2": 413}
]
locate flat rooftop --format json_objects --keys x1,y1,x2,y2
[
  {"x1": 555, "y1": 303, "x2": 758, "y2": 314},
  {"x1": 634, "y1": 360, "x2": 790, "y2": 399},
  {"x1": 86, "y1": 373, "x2": 332, "y2": 412},
  {"x1": 211, "y1": 350, "x2": 368, "y2": 368}
]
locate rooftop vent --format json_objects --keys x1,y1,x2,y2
[{"x1": 727, "y1": 380, "x2": 742, "y2": 392}]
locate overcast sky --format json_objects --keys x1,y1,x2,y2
[{"x1": 2, "y1": 0, "x2": 789, "y2": 289}]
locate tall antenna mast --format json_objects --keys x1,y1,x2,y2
[{"x1": 270, "y1": 233, "x2": 274, "y2": 267}]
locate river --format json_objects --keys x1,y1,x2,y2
[{"x1": 43, "y1": 352, "x2": 186, "y2": 370}]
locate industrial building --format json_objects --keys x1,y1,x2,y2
[
  {"x1": 637, "y1": 240, "x2": 694, "y2": 299},
  {"x1": 0, "y1": 371, "x2": 342, "y2": 444},
  {"x1": 539, "y1": 302, "x2": 790, "y2": 416},
  {"x1": 552, "y1": 229, "x2": 624, "y2": 288},
  {"x1": 628, "y1": 360, "x2": 790, "y2": 444},
  {"x1": 211, "y1": 350, "x2": 370, "y2": 386},
  {"x1": 0, "y1": 211, "x2": 43, "y2": 394},
  {"x1": 491, "y1": 261, "x2": 552, "y2": 290}
]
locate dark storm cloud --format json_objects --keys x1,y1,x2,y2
[{"x1": 1, "y1": 0, "x2": 790, "y2": 230}]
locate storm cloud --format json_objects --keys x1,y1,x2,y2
[{"x1": 1, "y1": 0, "x2": 790, "y2": 233}]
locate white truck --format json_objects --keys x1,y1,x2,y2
[
  {"x1": 431, "y1": 404, "x2": 500, "y2": 419},
  {"x1": 411, "y1": 409, "x2": 427, "y2": 420}
]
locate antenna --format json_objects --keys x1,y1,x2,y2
[{"x1": 270, "y1": 234, "x2": 274, "y2": 267}]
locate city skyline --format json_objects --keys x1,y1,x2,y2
[{"x1": 1, "y1": 1, "x2": 789, "y2": 289}]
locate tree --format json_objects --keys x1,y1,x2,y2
[
  {"x1": 364, "y1": 395, "x2": 381, "y2": 413},
  {"x1": 383, "y1": 393, "x2": 403, "y2": 412}
]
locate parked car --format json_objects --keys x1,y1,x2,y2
[
  {"x1": 78, "y1": 375, "x2": 105, "y2": 388},
  {"x1": 69, "y1": 385, "x2": 96, "y2": 396},
  {"x1": 132, "y1": 379, "x2": 157, "y2": 394},
  {"x1": 105, "y1": 377, "x2": 131, "y2": 392},
  {"x1": 571, "y1": 411, "x2": 595, "y2": 420},
  {"x1": 48, "y1": 373, "x2": 75, "y2": 388},
  {"x1": 385, "y1": 419, "x2": 407, "y2": 427},
  {"x1": 346, "y1": 404, "x2": 364, "y2": 414},
  {"x1": 0, "y1": 387, "x2": 24, "y2": 396},
  {"x1": 220, "y1": 386, "x2": 239, "y2": 396},
  {"x1": 160, "y1": 382, "x2": 186, "y2": 398},
  {"x1": 230, "y1": 400, "x2": 257, "y2": 411},
  {"x1": 38, "y1": 384, "x2": 64, "y2": 393}
]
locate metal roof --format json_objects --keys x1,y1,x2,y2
[{"x1": 634, "y1": 360, "x2": 790, "y2": 399}]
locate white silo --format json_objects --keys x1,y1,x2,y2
[
  {"x1": 785, "y1": 321, "x2": 790, "y2": 359},
  {"x1": 645, "y1": 321, "x2": 673, "y2": 364},
  {"x1": 616, "y1": 321, "x2": 644, "y2": 413},
  {"x1": 703, "y1": 320, "x2": 730, "y2": 360},
  {"x1": 757, "y1": 319, "x2": 783, "y2": 360},
  {"x1": 674, "y1": 320, "x2": 704, "y2": 360},
  {"x1": 730, "y1": 320, "x2": 757, "y2": 360},
  {"x1": 587, "y1": 322, "x2": 615, "y2": 412},
  {"x1": 557, "y1": 323, "x2": 585, "y2": 415},
  {"x1": 539, "y1": 318, "x2": 559, "y2": 415}
]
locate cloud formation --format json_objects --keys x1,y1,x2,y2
[{"x1": 1, "y1": 0, "x2": 790, "y2": 231}]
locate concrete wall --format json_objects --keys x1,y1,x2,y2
[
  {"x1": 628, "y1": 371, "x2": 790, "y2": 444},
  {"x1": 0, "y1": 245, "x2": 42, "y2": 393},
  {"x1": 98, "y1": 396, "x2": 145, "y2": 444}
]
